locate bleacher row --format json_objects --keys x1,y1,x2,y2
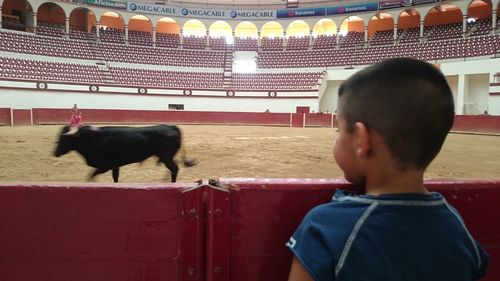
[{"x1": 31, "y1": 19, "x2": 499, "y2": 50}]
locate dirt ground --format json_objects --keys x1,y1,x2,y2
[{"x1": 0, "y1": 125, "x2": 499, "y2": 183}]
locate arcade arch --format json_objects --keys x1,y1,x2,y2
[
  {"x1": 312, "y1": 18, "x2": 337, "y2": 36},
  {"x1": 286, "y1": 20, "x2": 309, "y2": 37},
  {"x1": 261, "y1": 21, "x2": 283, "y2": 38},
  {"x1": 1, "y1": 0, "x2": 34, "y2": 31},
  {"x1": 183, "y1": 19, "x2": 206, "y2": 37},
  {"x1": 156, "y1": 17, "x2": 180, "y2": 34},
  {"x1": 234, "y1": 21, "x2": 258, "y2": 38}
]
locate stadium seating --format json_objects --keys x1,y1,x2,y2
[
  {"x1": 234, "y1": 37, "x2": 258, "y2": 51},
  {"x1": 156, "y1": 32, "x2": 180, "y2": 48},
  {"x1": 128, "y1": 30, "x2": 152, "y2": 46},
  {"x1": 232, "y1": 72, "x2": 321, "y2": 90},
  {"x1": 0, "y1": 56, "x2": 103, "y2": 83},
  {"x1": 286, "y1": 36, "x2": 310, "y2": 50},
  {"x1": 261, "y1": 37, "x2": 284, "y2": 50},
  {"x1": 182, "y1": 35, "x2": 207, "y2": 49},
  {"x1": 312, "y1": 34, "x2": 337, "y2": 49},
  {"x1": 36, "y1": 22, "x2": 64, "y2": 38},
  {"x1": 110, "y1": 67, "x2": 224, "y2": 88}
]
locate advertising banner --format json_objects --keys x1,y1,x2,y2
[
  {"x1": 276, "y1": 7, "x2": 325, "y2": 18},
  {"x1": 86, "y1": 0, "x2": 126, "y2": 8},
  {"x1": 127, "y1": 2, "x2": 178, "y2": 16},
  {"x1": 379, "y1": 0, "x2": 413, "y2": 10},
  {"x1": 228, "y1": 10, "x2": 276, "y2": 20},
  {"x1": 326, "y1": 2, "x2": 378, "y2": 15}
]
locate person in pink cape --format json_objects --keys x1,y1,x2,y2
[{"x1": 69, "y1": 104, "x2": 83, "y2": 127}]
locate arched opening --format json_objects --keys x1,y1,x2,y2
[
  {"x1": 234, "y1": 21, "x2": 258, "y2": 51},
  {"x1": 99, "y1": 12, "x2": 125, "y2": 44},
  {"x1": 286, "y1": 20, "x2": 310, "y2": 37},
  {"x1": 156, "y1": 17, "x2": 180, "y2": 48},
  {"x1": 261, "y1": 21, "x2": 284, "y2": 38},
  {"x1": 128, "y1": 15, "x2": 152, "y2": 46},
  {"x1": 235, "y1": 21, "x2": 258, "y2": 38},
  {"x1": 182, "y1": 19, "x2": 207, "y2": 49},
  {"x1": 311, "y1": 18, "x2": 337, "y2": 49},
  {"x1": 1, "y1": 0, "x2": 33, "y2": 31},
  {"x1": 209, "y1": 20, "x2": 232, "y2": 44},
  {"x1": 36, "y1": 2, "x2": 65, "y2": 37},
  {"x1": 312, "y1": 18, "x2": 337, "y2": 36},
  {"x1": 69, "y1": 8, "x2": 96, "y2": 33},
  {"x1": 368, "y1": 13, "x2": 394, "y2": 38},
  {"x1": 397, "y1": 9, "x2": 421, "y2": 43},
  {"x1": 424, "y1": 4, "x2": 463, "y2": 40},
  {"x1": 467, "y1": 0, "x2": 493, "y2": 35},
  {"x1": 261, "y1": 21, "x2": 284, "y2": 50}
]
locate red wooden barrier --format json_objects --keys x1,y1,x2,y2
[
  {"x1": 12, "y1": 109, "x2": 31, "y2": 126},
  {"x1": 1, "y1": 179, "x2": 499, "y2": 281},
  {"x1": 0, "y1": 108, "x2": 11, "y2": 125},
  {"x1": 0, "y1": 183, "x2": 204, "y2": 281},
  {"x1": 213, "y1": 178, "x2": 500, "y2": 281}
]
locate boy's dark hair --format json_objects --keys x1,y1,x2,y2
[{"x1": 338, "y1": 58, "x2": 455, "y2": 169}]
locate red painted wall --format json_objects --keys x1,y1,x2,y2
[
  {"x1": 0, "y1": 108, "x2": 11, "y2": 125},
  {"x1": 0, "y1": 183, "x2": 205, "y2": 281},
  {"x1": 1, "y1": 180, "x2": 499, "y2": 281},
  {"x1": 5, "y1": 108, "x2": 500, "y2": 133},
  {"x1": 12, "y1": 109, "x2": 31, "y2": 126}
]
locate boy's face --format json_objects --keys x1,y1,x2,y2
[{"x1": 333, "y1": 115, "x2": 365, "y2": 186}]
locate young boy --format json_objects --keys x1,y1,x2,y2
[{"x1": 286, "y1": 58, "x2": 488, "y2": 281}]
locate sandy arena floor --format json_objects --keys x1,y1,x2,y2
[{"x1": 0, "y1": 125, "x2": 499, "y2": 183}]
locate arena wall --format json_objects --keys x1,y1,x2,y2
[{"x1": 0, "y1": 179, "x2": 499, "y2": 281}]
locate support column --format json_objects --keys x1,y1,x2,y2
[
  {"x1": 493, "y1": 10, "x2": 497, "y2": 30},
  {"x1": 206, "y1": 30, "x2": 210, "y2": 48},
  {"x1": 257, "y1": 31, "x2": 261, "y2": 48},
  {"x1": 33, "y1": 12, "x2": 37, "y2": 32},
  {"x1": 152, "y1": 26, "x2": 156, "y2": 47},
  {"x1": 393, "y1": 23, "x2": 398, "y2": 41},
  {"x1": 462, "y1": 14, "x2": 467, "y2": 34},
  {"x1": 65, "y1": 17, "x2": 70, "y2": 38},
  {"x1": 95, "y1": 21, "x2": 100, "y2": 41},
  {"x1": 309, "y1": 29, "x2": 313, "y2": 46},
  {"x1": 0, "y1": 7, "x2": 3, "y2": 29},
  {"x1": 364, "y1": 26, "x2": 368, "y2": 44},
  {"x1": 419, "y1": 20, "x2": 424, "y2": 38},
  {"x1": 457, "y1": 73, "x2": 468, "y2": 115},
  {"x1": 124, "y1": 25, "x2": 129, "y2": 45},
  {"x1": 336, "y1": 28, "x2": 340, "y2": 44},
  {"x1": 179, "y1": 28, "x2": 183, "y2": 48}
]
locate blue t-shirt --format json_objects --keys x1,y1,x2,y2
[{"x1": 287, "y1": 189, "x2": 489, "y2": 281}]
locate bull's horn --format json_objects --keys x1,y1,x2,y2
[{"x1": 63, "y1": 127, "x2": 80, "y2": 136}]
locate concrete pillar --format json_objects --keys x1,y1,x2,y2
[
  {"x1": 152, "y1": 26, "x2": 156, "y2": 47},
  {"x1": 257, "y1": 31, "x2": 261, "y2": 48},
  {"x1": 336, "y1": 28, "x2": 340, "y2": 44},
  {"x1": 457, "y1": 73, "x2": 468, "y2": 115},
  {"x1": 0, "y1": 7, "x2": 3, "y2": 29},
  {"x1": 393, "y1": 23, "x2": 398, "y2": 40},
  {"x1": 33, "y1": 12, "x2": 37, "y2": 31},
  {"x1": 309, "y1": 29, "x2": 313, "y2": 46},
  {"x1": 419, "y1": 20, "x2": 424, "y2": 38},
  {"x1": 462, "y1": 15, "x2": 467, "y2": 34},
  {"x1": 179, "y1": 28, "x2": 183, "y2": 48},
  {"x1": 364, "y1": 26, "x2": 368, "y2": 43},
  {"x1": 65, "y1": 17, "x2": 70, "y2": 38},
  {"x1": 95, "y1": 21, "x2": 100, "y2": 41},
  {"x1": 493, "y1": 10, "x2": 497, "y2": 30},
  {"x1": 206, "y1": 30, "x2": 209, "y2": 47},
  {"x1": 124, "y1": 25, "x2": 129, "y2": 45}
]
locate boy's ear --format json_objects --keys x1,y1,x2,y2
[{"x1": 353, "y1": 122, "x2": 371, "y2": 158}]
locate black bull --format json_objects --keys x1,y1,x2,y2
[{"x1": 54, "y1": 125, "x2": 196, "y2": 182}]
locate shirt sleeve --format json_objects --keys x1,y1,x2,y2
[
  {"x1": 475, "y1": 240, "x2": 489, "y2": 279},
  {"x1": 286, "y1": 209, "x2": 337, "y2": 281}
]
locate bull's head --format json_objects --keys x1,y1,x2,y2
[{"x1": 54, "y1": 126, "x2": 80, "y2": 157}]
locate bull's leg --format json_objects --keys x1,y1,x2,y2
[
  {"x1": 160, "y1": 157, "x2": 179, "y2": 182},
  {"x1": 112, "y1": 168, "x2": 120, "y2": 183},
  {"x1": 89, "y1": 168, "x2": 109, "y2": 181}
]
